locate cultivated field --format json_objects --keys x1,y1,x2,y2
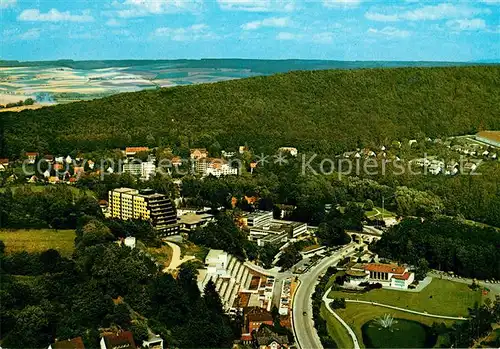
[{"x1": 0, "y1": 229, "x2": 76, "y2": 257}]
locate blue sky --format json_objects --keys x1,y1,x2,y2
[{"x1": 1, "y1": 0, "x2": 499, "y2": 61}]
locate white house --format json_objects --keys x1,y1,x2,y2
[
  {"x1": 278, "y1": 147, "x2": 298, "y2": 157},
  {"x1": 65, "y1": 155, "x2": 72, "y2": 164}
]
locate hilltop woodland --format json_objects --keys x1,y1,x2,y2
[{"x1": 1, "y1": 66, "x2": 499, "y2": 157}]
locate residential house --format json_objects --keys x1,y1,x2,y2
[
  {"x1": 0, "y1": 158, "x2": 10, "y2": 168},
  {"x1": 408, "y1": 140, "x2": 417, "y2": 147},
  {"x1": 54, "y1": 163, "x2": 64, "y2": 171},
  {"x1": 221, "y1": 150, "x2": 236, "y2": 158},
  {"x1": 87, "y1": 160, "x2": 95, "y2": 170},
  {"x1": 190, "y1": 148, "x2": 208, "y2": 160},
  {"x1": 48, "y1": 176, "x2": 60, "y2": 184},
  {"x1": 125, "y1": 147, "x2": 149, "y2": 157},
  {"x1": 239, "y1": 145, "x2": 249, "y2": 154},
  {"x1": 171, "y1": 156, "x2": 182, "y2": 166},
  {"x1": 278, "y1": 147, "x2": 298, "y2": 157},
  {"x1": 124, "y1": 236, "x2": 136, "y2": 249},
  {"x1": 74, "y1": 167, "x2": 85, "y2": 175},
  {"x1": 48, "y1": 337, "x2": 85, "y2": 349},
  {"x1": 26, "y1": 152, "x2": 39, "y2": 164},
  {"x1": 55, "y1": 156, "x2": 65, "y2": 163},
  {"x1": 44, "y1": 155, "x2": 54, "y2": 164},
  {"x1": 241, "y1": 307, "x2": 274, "y2": 342},
  {"x1": 43, "y1": 169, "x2": 51, "y2": 178},
  {"x1": 142, "y1": 334, "x2": 164, "y2": 349},
  {"x1": 253, "y1": 326, "x2": 289, "y2": 349},
  {"x1": 28, "y1": 175, "x2": 39, "y2": 183},
  {"x1": 100, "y1": 331, "x2": 136, "y2": 349},
  {"x1": 463, "y1": 162, "x2": 477, "y2": 172},
  {"x1": 195, "y1": 157, "x2": 238, "y2": 177},
  {"x1": 65, "y1": 155, "x2": 72, "y2": 164}
]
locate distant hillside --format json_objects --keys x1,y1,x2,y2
[{"x1": 2, "y1": 66, "x2": 500, "y2": 157}]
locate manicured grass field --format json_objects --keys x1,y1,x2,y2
[
  {"x1": 328, "y1": 278, "x2": 482, "y2": 317},
  {"x1": 0, "y1": 229, "x2": 76, "y2": 257},
  {"x1": 362, "y1": 318, "x2": 436, "y2": 348},
  {"x1": 322, "y1": 303, "x2": 457, "y2": 349},
  {"x1": 320, "y1": 303, "x2": 353, "y2": 348}
]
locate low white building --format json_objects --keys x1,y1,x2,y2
[
  {"x1": 278, "y1": 147, "x2": 298, "y2": 157},
  {"x1": 345, "y1": 263, "x2": 415, "y2": 289}
]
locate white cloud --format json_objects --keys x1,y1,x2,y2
[
  {"x1": 116, "y1": 0, "x2": 202, "y2": 17},
  {"x1": 365, "y1": 12, "x2": 399, "y2": 22},
  {"x1": 18, "y1": 9, "x2": 94, "y2": 22},
  {"x1": 18, "y1": 28, "x2": 41, "y2": 40},
  {"x1": 106, "y1": 18, "x2": 122, "y2": 26},
  {"x1": 366, "y1": 4, "x2": 491, "y2": 22},
  {"x1": 323, "y1": 0, "x2": 362, "y2": 8},
  {"x1": 311, "y1": 31, "x2": 334, "y2": 43},
  {"x1": 276, "y1": 31, "x2": 302, "y2": 40},
  {"x1": 0, "y1": 0, "x2": 16, "y2": 9},
  {"x1": 217, "y1": 0, "x2": 295, "y2": 12},
  {"x1": 241, "y1": 16, "x2": 290, "y2": 30},
  {"x1": 154, "y1": 23, "x2": 217, "y2": 41},
  {"x1": 446, "y1": 18, "x2": 487, "y2": 31},
  {"x1": 368, "y1": 26, "x2": 410, "y2": 38}
]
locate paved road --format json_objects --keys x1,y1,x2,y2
[
  {"x1": 162, "y1": 241, "x2": 194, "y2": 272},
  {"x1": 292, "y1": 242, "x2": 360, "y2": 349}
]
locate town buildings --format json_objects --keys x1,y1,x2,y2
[
  {"x1": 123, "y1": 160, "x2": 156, "y2": 181},
  {"x1": 194, "y1": 157, "x2": 238, "y2": 177},
  {"x1": 108, "y1": 188, "x2": 178, "y2": 235}
]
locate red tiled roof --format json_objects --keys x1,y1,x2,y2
[
  {"x1": 125, "y1": 147, "x2": 149, "y2": 153},
  {"x1": 392, "y1": 272, "x2": 411, "y2": 280},
  {"x1": 51, "y1": 337, "x2": 85, "y2": 349},
  {"x1": 26, "y1": 152, "x2": 39, "y2": 156},
  {"x1": 364, "y1": 263, "x2": 406, "y2": 275},
  {"x1": 102, "y1": 331, "x2": 136, "y2": 349},
  {"x1": 0, "y1": 158, "x2": 9, "y2": 164}
]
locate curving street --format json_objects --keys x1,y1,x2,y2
[{"x1": 292, "y1": 242, "x2": 360, "y2": 349}]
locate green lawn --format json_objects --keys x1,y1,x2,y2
[
  {"x1": 320, "y1": 303, "x2": 353, "y2": 348},
  {"x1": 328, "y1": 278, "x2": 482, "y2": 317},
  {"x1": 365, "y1": 206, "x2": 396, "y2": 218},
  {"x1": 322, "y1": 303, "x2": 457, "y2": 349},
  {"x1": 0, "y1": 229, "x2": 76, "y2": 257}
]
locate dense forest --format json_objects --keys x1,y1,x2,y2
[
  {"x1": 374, "y1": 217, "x2": 500, "y2": 280},
  {"x1": 0, "y1": 216, "x2": 236, "y2": 348},
  {"x1": 2, "y1": 66, "x2": 500, "y2": 157}
]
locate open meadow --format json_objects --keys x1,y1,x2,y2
[{"x1": 0, "y1": 229, "x2": 76, "y2": 257}]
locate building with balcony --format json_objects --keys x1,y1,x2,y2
[{"x1": 108, "y1": 188, "x2": 178, "y2": 235}]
